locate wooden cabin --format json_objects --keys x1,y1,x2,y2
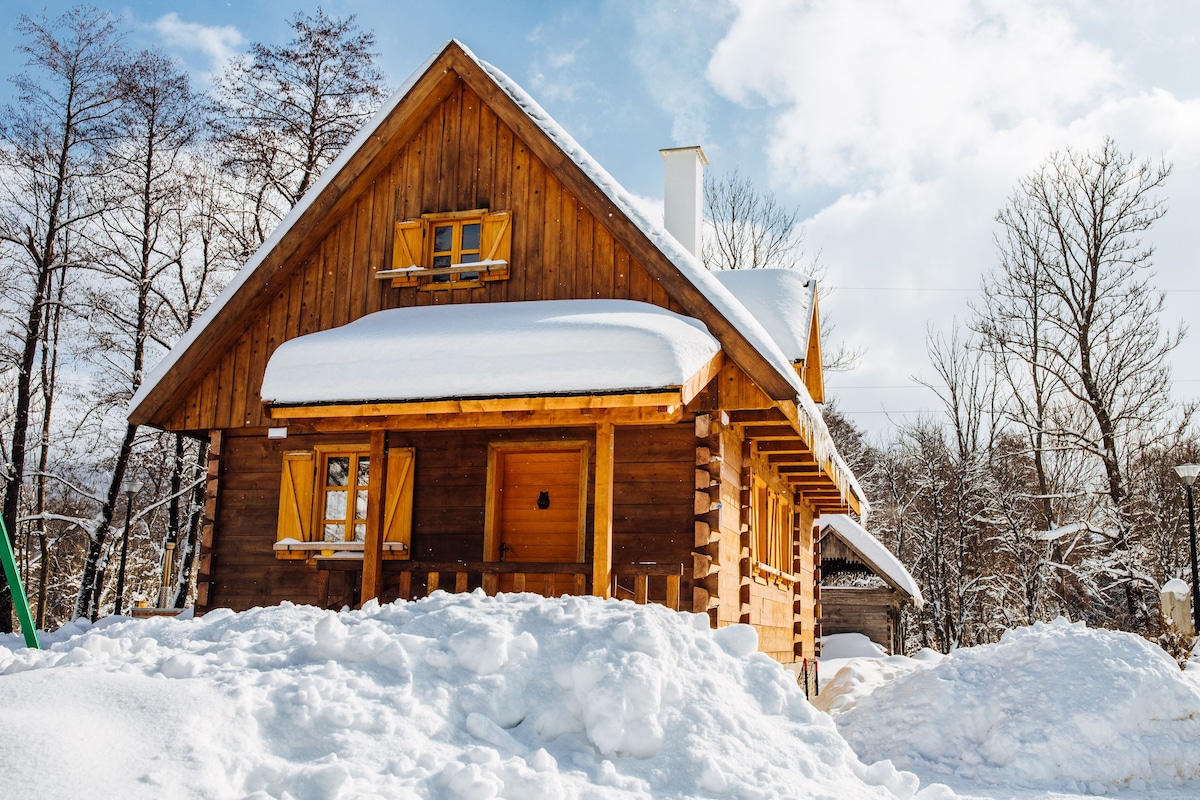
[
  {"x1": 127, "y1": 41, "x2": 867, "y2": 664},
  {"x1": 817, "y1": 515, "x2": 922, "y2": 655}
]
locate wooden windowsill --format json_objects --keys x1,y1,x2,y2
[{"x1": 273, "y1": 541, "x2": 408, "y2": 561}]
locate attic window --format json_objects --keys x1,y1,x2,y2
[{"x1": 380, "y1": 209, "x2": 512, "y2": 290}]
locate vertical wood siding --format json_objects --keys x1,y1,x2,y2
[{"x1": 160, "y1": 78, "x2": 683, "y2": 431}]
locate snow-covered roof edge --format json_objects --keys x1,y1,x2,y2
[
  {"x1": 467, "y1": 49, "x2": 865, "y2": 513},
  {"x1": 817, "y1": 514, "x2": 923, "y2": 607},
  {"x1": 128, "y1": 45, "x2": 449, "y2": 417}
]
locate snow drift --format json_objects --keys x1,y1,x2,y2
[
  {"x1": 0, "y1": 592, "x2": 916, "y2": 799},
  {"x1": 828, "y1": 619, "x2": 1200, "y2": 794}
]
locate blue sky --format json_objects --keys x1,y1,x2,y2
[{"x1": 3, "y1": 1, "x2": 1199, "y2": 435}]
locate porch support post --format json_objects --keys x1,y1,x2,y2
[
  {"x1": 361, "y1": 430, "x2": 388, "y2": 603},
  {"x1": 593, "y1": 422, "x2": 615, "y2": 598}
]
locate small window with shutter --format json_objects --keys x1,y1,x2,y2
[
  {"x1": 274, "y1": 445, "x2": 415, "y2": 560},
  {"x1": 383, "y1": 209, "x2": 512, "y2": 290}
]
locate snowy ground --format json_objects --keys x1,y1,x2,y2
[{"x1": 2, "y1": 596, "x2": 1199, "y2": 800}]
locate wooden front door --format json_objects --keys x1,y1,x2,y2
[{"x1": 486, "y1": 443, "x2": 588, "y2": 596}]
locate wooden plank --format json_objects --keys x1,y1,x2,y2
[
  {"x1": 575, "y1": 209, "x2": 593, "y2": 298},
  {"x1": 458, "y1": 82, "x2": 480, "y2": 209},
  {"x1": 681, "y1": 352, "x2": 725, "y2": 406},
  {"x1": 593, "y1": 422, "x2": 615, "y2": 599},
  {"x1": 541, "y1": 166, "x2": 559, "y2": 301},
  {"x1": 508, "y1": 137, "x2": 530, "y2": 301},
  {"x1": 361, "y1": 430, "x2": 387, "y2": 602},
  {"x1": 557, "y1": 190, "x2": 576, "y2": 299},
  {"x1": 269, "y1": 393, "x2": 683, "y2": 417}
]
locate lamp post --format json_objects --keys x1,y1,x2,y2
[
  {"x1": 1174, "y1": 463, "x2": 1200, "y2": 636},
  {"x1": 113, "y1": 478, "x2": 144, "y2": 616}
]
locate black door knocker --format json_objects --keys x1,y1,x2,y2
[{"x1": 537, "y1": 491, "x2": 551, "y2": 510}]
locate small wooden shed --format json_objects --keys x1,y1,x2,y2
[{"x1": 817, "y1": 514, "x2": 922, "y2": 655}]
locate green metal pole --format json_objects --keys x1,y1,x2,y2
[{"x1": 0, "y1": 517, "x2": 41, "y2": 649}]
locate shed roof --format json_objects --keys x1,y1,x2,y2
[
  {"x1": 260, "y1": 300, "x2": 720, "y2": 405},
  {"x1": 818, "y1": 514, "x2": 924, "y2": 608}
]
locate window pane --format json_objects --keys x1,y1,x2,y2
[
  {"x1": 324, "y1": 523, "x2": 345, "y2": 542},
  {"x1": 461, "y1": 223, "x2": 481, "y2": 251},
  {"x1": 353, "y1": 523, "x2": 366, "y2": 543},
  {"x1": 356, "y1": 489, "x2": 368, "y2": 520},
  {"x1": 326, "y1": 457, "x2": 349, "y2": 487},
  {"x1": 325, "y1": 490, "x2": 347, "y2": 520},
  {"x1": 458, "y1": 252, "x2": 479, "y2": 263},
  {"x1": 357, "y1": 457, "x2": 370, "y2": 487},
  {"x1": 433, "y1": 225, "x2": 453, "y2": 253}
]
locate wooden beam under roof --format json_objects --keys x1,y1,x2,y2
[
  {"x1": 742, "y1": 424, "x2": 802, "y2": 440},
  {"x1": 756, "y1": 440, "x2": 812, "y2": 454},
  {"x1": 277, "y1": 404, "x2": 683, "y2": 433}
]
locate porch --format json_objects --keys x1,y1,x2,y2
[{"x1": 314, "y1": 558, "x2": 684, "y2": 610}]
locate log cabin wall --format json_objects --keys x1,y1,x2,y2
[
  {"x1": 157, "y1": 76, "x2": 683, "y2": 434},
  {"x1": 203, "y1": 422, "x2": 695, "y2": 613},
  {"x1": 793, "y1": 501, "x2": 817, "y2": 659}
]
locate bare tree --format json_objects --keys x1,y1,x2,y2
[
  {"x1": 976, "y1": 137, "x2": 1184, "y2": 631},
  {"x1": 74, "y1": 48, "x2": 203, "y2": 618},
  {"x1": 702, "y1": 168, "x2": 812, "y2": 271},
  {"x1": 213, "y1": 7, "x2": 386, "y2": 249},
  {"x1": 0, "y1": 7, "x2": 124, "y2": 630}
]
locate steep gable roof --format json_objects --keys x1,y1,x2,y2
[{"x1": 129, "y1": 40, "x2": 809, "y2": 425}]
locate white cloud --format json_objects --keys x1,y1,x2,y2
[
  {"x1": 151, "y1": 13, "x2": 245, "y2": 81},
  {"x1": 707, "y1": 0, "x2": 1121, "y2": 188},
  {"x1": 700, "y1": 0, "x2": 1200, "y2": 431}
]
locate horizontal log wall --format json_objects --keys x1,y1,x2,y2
[
  {"x1": 819, "y1": 586, "x2": 901, "y2": 654},
  {"x1": 159, "y1": 77, "x2": 681, "y2": 432},
  {"x1": 203, "y1": 423, "x2": 694, "y2": 612}
]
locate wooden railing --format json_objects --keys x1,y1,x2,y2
[{"x1": 314, "y1": 558, "x2": 684, "y2": 611}]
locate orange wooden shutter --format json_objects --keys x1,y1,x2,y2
[
  {"x1": 277, "y1": 451, "x2": 315, "y2": 559},
  {"x1": 391, "y1": 220, "x2": 425, "y2": 287},
  {"x1": 479, "y1": 210, "x2": 512, "y2": 280},
  {"x1": 383, "y1": 448, "x2": 415, "y2": 559}
]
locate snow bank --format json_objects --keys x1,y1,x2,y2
[
  {"x1": 260, "y1": 300, "x2": 719, "y2": 405},
  {"x1": 0, "y1": 593, "x2": 918, "y2": 799},
  {"x1": 830, "y1": 619, "x2": 1200, "y2": 794}
]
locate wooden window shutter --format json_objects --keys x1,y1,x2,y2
[
  {"x1": 383, "y1": 448, "x2": 416, "y2": 559},
  {"x1": 277, "y1": 451, "x2": 315, "y2": 559},
  {"x1": 479, "y1": 210, "x2": 512, "y2": 281},
  {"x1": 391, "y1": 220, "x2": 425, "y2": 287}
]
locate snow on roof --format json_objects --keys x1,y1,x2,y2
[
  {"x1": 818, "y1": 515, "x2": 923, "y2": 607},
  {"x1": 711, "y1": 269, "x2": 816, "y2": 363},
  {"x1": 260, "y1": 300, "x2": 720, "y2": 405}
]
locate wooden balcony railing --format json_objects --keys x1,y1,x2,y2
[{"x1": 315, "y1": 558, "x2": 683, "y2": 611}]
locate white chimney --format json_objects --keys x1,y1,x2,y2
[{"x1": 660, "y1": 146, "x2": 708, "y2": 258}]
